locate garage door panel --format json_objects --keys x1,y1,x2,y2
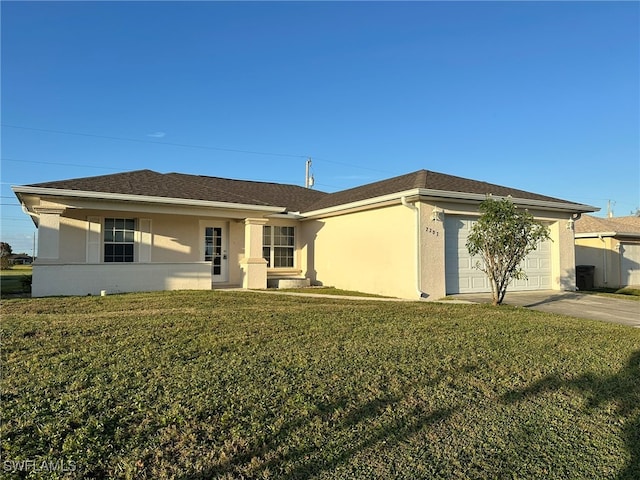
[
  {"x1": 621, "y1": 243, "x2": 640, "y2": 286},
  {"x1": 534, "y1": 241, "x2": 550, "y2": 253},
  {"x1": 445, "y1": 215, "x2": 552, "y2": 294},
  {"x1": 472, "y1": 277, "x2": 488, "y2": 289}
]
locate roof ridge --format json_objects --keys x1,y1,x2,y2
[{"x1": 167, "y1": 172, "x2": 316, "y2": 190}]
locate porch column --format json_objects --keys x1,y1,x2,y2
[
  {"x1": 240, "y1": 218, "x2": 268, "y2": 289},
  {"x1": 33, "y1": 207, "x2": 66, "y2": 261}
]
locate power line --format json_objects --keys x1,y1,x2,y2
[
  {"x1": 2, "y1": 123, "x2": 399, "y2": 175},
  {"x1": 2, "y1": 124, "x2": 308, "y2": 159},
  {"x1": 2, "y1": 157, "x2": 122, "y2": 171}
]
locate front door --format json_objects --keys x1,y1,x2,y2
[{"x1": 205, "y1": 225, "x2": 228, "y2": 283}]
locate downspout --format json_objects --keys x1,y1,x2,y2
[
  {"x1": 598, "y1": 234, "x2": 607, "y2": 286},
  {"x1": 21, "y1": 204, "x2": 39, "y2": 260},
  {"x1": 21, "y1": 204, "x2": 40, "y2": 221},
  {"x1": 401, "y1": 196, "x2": 427, "y2": 298},
  {"x1": 616, "y1": 242, "x2": 623, "y2": 287}
]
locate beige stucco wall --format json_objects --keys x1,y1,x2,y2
[
  {"x1": 37, "y1": 205, "x2": 304, "y2": 296},
  {"x1": 550, "y1": 219, "x2": 578, "y2": 290},
  {"x1": 37, "y1": 209, "x2": 253, "y2": 295},
  {"x1": 417, "y1": 202, "x2": 447, "y2": 299},
  {"x1": 32, "y1": 196, "x2": 581, "y2": 298},
  {"x1": 575, "y1": 236, "x2": 621, "y2": 288},
  {"x1": 300, "y1": 203, "x2": 419, "y2": 299},
  {"x1": 300, "y1": 200, "x2": 578, "y2": 300},
  {"x1": 59, "y1": 209, "x2": 245, "y2": 264}
]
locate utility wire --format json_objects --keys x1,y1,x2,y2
[
  {"x1": 2, "y1": 124, "x2": 308, "y2": 159},
  {"x1": 2, "y1": 157, "x2": 122, "y2": 171},
  {"x1": 2, "y1": 124, "x2": 398, "y2": 175}
]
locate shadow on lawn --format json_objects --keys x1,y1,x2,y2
[
  {"x1": 190, "y1": 374, "x2": 456, "y2": 479},
  {"x1": 501, "y1": 350, "x2": 640, "y2": 480}
]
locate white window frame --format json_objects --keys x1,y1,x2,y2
[{"x1": 263, "y1": 225, "x2": 295, "y2": 268}]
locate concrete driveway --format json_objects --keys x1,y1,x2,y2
[{"x1": 452, "y1": 291, "x2": 640, "y2": 328}]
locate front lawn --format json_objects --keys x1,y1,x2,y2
[
  {"x1": 2, "y1": 291, "x2": 639, "y2": 479},
  {"x1": 0, "y1": 265, "x2": 32, "y2": 297},
  {"x1": 588, "y1": 287, "x2": 640, "y2": 301}
]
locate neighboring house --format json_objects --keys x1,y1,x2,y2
[
  {"x1": 13, "y1": 169, "x2": 597, "y2": 298},
  {"x1": 8, "y1": 254, "x2": 33, "y2": 265},
  {"x1": 575, "y1": 215, "x2": 640, "y2": 288}
]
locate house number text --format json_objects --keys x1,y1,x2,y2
[{"x1": 425, "y1": 227, "x2": 439, "y2": 236}]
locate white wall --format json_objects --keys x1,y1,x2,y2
[{"x1": 31, "y1": 263, "x2": 213, "y2": 297}]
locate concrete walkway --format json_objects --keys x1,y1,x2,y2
[
  {"x1": 451, "y1": 290, "x2": 640, "y2": 328},
  {"x1": 226, "y1": 288, "x2": 418, "y2": 302}
]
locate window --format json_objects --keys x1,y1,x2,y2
[
  {"x1": 104, "y1": 218, "x2": 135, "y2": 262},
  {"x1": 263, "y1": 225, "x2": 295, "y2": 268}
]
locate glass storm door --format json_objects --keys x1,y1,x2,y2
[{"x1": 205, "y1": 225, "x2": 228, "y2": 283}]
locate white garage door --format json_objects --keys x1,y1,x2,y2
[
  {"x1": 621, "y1": 243, "x2": 640, "y2": 286},
  {"x1": 445, "y1": 216, "x2": 552, "y2": 294}
]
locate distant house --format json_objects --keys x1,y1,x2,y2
[
  {"x1": 13, "y1": 169, "x2": 596, "y2": 298},
  {"x1": 8, "y1": 254, "x2": 33, "y2": 265},
  {"x1": 575, "y1": 215, "x2": 640, "y2": 288}
]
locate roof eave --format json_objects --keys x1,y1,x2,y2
[
  {"x1": 12, "y1": 185, "x2": 286, "y2": 214},
  {"x1": 417, "y1": 189, "x2": 598, "y2": 213},
  {"x1": 575, "y1": 232, "x2": 640, "y2": 239},
  {"x1": 301, "y1": 189, "x2": 421, "y2": 218},
  {"x1": 301, "y1": 188, "x2": 598, "y2": 218}
]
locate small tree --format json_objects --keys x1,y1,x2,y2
[
  {"x1": 466, "y1": 197, "x2": 551, "y2": 306},
  {"x1": 0, "y1": 242, "x2": 13, "y2": 270}
]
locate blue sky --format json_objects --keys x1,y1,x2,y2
[{"x1": 2, "y1": 1, "x2": 638, "y2": 254}]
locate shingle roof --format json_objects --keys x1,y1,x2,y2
[
  {"x1": 28, "y1": 169, "x2": 329, "y2": 212},
  {"x1": 302, "y1": 169, "x2": 585, "y2": 211},
  {"x1": 575, "y1": 215, "x2": 640, "y2": 234},
  {"x1": 25, "y1": 168, "x2": 590, "y2": 214}
]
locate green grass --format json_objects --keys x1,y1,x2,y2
[
  {"x1": 0, "y1": 265, "x2": 32, "y2": 297},
  {"x1": 2, "y1": 291, "x2": 639, "y2": 479},
  {"x1": 587, "y1": 287, "x2": 640, "y2": 301}
]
